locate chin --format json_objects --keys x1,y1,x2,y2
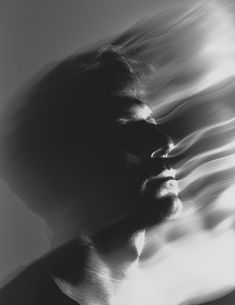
[
  {"x1": 136, "y1": 176, "x2": 182, "y2": 224},
  {"x1": 134, "y1": 193, "x2": 182, "y2": 229},
  {"x1": 162, "y1": 195, "x2": 182, "y2": 220}
]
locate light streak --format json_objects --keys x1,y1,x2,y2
[
  {"x1": 148, "y1": 1, "x2": 235, "y2": 118},
  {"x1": 178, "y1": 153, "x2": 235, "y2": 191},
  {"x1": 176, "y1": 140, "x2": 235, "y2": 177},
  {"x1": 170, "y1": 116, "x2": 235, "y2": 158}
]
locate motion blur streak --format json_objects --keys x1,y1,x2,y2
[
  {"x1": 169, "y1": 117, "x2": 235, "y2": 158},
  {"x1": 177, "y1": 154, "x2": 235, "y2": 206},
  {"x1": 110, "y1": 1, "x2": 235, "y2": 304},
  {"x1": 148, "y1": 1, "x2": 235, "y2": 118},
  {"x1": 111, "y1": 227, "x2": 235, "y2": 305}
]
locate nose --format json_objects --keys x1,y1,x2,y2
[
  {"x1": 150, "y1": 132, "x2": 174, "y2": 159},
  {"x1": 148, "y1": 126, "x2": 174, "y2": 171},
  {"x1": 122, "y1": 120, "x2": 173, "y2": 158}
]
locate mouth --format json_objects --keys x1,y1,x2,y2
[
  {"x1": 141, "y1": 168, "x2": 182, "y2": 218},
  {"x1": 157, "y1": 177, "x2": 179, "y2": 198},
  {"x1": 142, "y1": 169, "x2": 178, "y2": 196}
]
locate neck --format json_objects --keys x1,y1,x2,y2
[
  {"x1": 92, "y1": 216, "x2": 146, "y2": 281},
  {"x1": 52, "y1": 217, "x2": 147, "y2": 305}
]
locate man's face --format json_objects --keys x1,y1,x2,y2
[{"x1": 82, "y1": 97, "x2": 182, "y2": 232}]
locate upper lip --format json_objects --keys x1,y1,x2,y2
[{"x1": 140, "y1": 170, "x2": 177, "y2": 195}]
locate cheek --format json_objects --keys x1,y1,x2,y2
[
  {"x1": 109, "y1": 151, "x2": 142, "y2": 184},
  {"x1": 106, "y1": 152, "x2": 148, "y2": 201},
  {"x1": 89, "y1": 150, "x2": 145, "y2": 200},
  {"x1": 121, "y1": 151, "x2": 142, "y2": 166}
]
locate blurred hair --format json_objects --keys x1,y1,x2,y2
[{"x1": 112, "y1": 1, "x2": 235, "y2": 111}]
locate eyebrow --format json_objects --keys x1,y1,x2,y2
[
  {"x1": 111, "y1": 98, "x2": 156, "y2": 124},
  {"x1": 116, "y1": 112, "x2": 156, "y2": 125}
]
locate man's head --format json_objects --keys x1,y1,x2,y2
[
  {"x1": 0, "y1": 45, "x2": 181, "y2": 241},
  {"x1": 10, "y1": 0, "x2": 235, "y2": 243},
  {"x1": 2, "y1": 2, "x2": 232, "y2": 243}
]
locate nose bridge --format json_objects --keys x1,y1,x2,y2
[
  {"x1": 151, "y1": 126, "x2": 174, "y2": 157},
  {"x1": 121, "y1": 120, "x2": 173, "y2": 157}
]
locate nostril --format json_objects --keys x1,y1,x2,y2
[
  {"x1": 150, "y1": 141, "x2": 174, "y2": 159},
  {"x1": 150, "y1": 148, "x2": 166, "y2": 158},
  {"x1": 150, "y1": 150, "x2": 171, "y2": 170}
]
